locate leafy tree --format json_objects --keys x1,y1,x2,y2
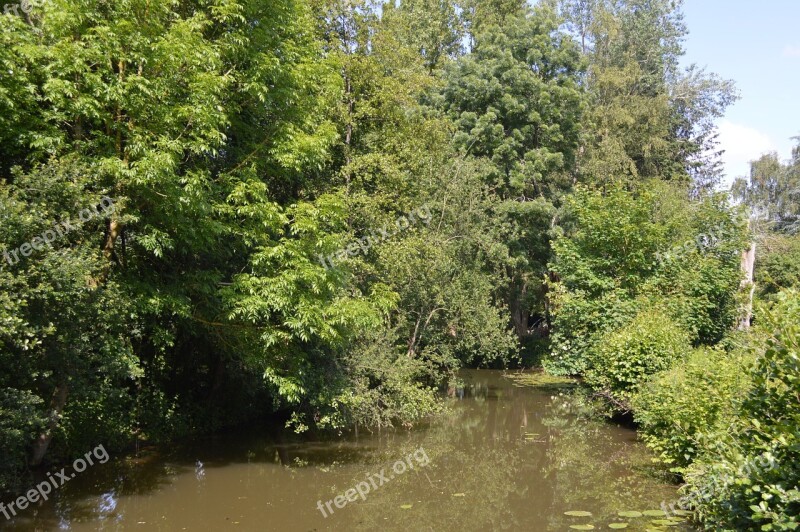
[
  {"x1": 560, "y1": 0, "x2": 737, "y2": 189},
  {"x1": 0, "y1": 0, "x2": 363, "y2": 484},
  {"x1": 437, "y1": 3, "x2": 585, "y2": 341},
  {"x1": 545, "y1": 183, "x2": 747, "y2": 376},
  {"x1": 756, "y1": 233, "x2": 800, "y2": 299},
  {"x1": 733, "y1": 140, "x2": 800, "y2": 234},
  {"x1": 383, "y1": 0, "x2": 464, "y2": 71}
]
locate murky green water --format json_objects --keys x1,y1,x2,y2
[{"x1": 4, "y1": 370, "x2": 693, "y2": 531}]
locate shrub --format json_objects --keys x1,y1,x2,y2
[
  {"x1": 585, "y1": 309, "x2": 691, "y2": 403},
  {"x1": 544, "y1": 287, "x2": 641, "y2": 376},
  {"x1": 756, "y1": 234, "x2": 800, "y2": 299},
  {"x1": 683, "y1": 291, "x2": 800, "y2": 530},
  {"x1": 632, "y1": 347, "x2": 752, "y2": 471},
  {"x1": 545, "y1": 184, "x2": 747, "y2": 378},
  {"x1": 0, "y1": 388, "x2": 47, "y2": 493}
]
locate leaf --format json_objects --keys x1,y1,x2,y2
[
  {"x1": 651, "y1": 519, "x2": 680, "y2": 526},
  {"x1": 565, "y1": 511, "x2": 593, "y2": 517}
]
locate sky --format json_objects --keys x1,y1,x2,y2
[{"x1": 680, "y1": 0, "x2": 800, "y2": 188}]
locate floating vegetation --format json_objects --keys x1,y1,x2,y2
[
  {"x1": 504, "y1": 371, "x2": 577, "y2": 390},
  {"x1": 568, "y1": 525, "x2": 595, "y2": 530},
  {"x1": 618, "y1": 511, "x2": 643, "y2": 518},
  {"x1": 564, "y1": 510, "x2": 593, "y2": 517},
  {"x1": 608, "y1": 524, "x2": 629, "y2": 529},
  {"x1": 651, "y1": 519, "x2": 681, "y2": 526},
  {"x1": 400, "y1": 504, "x2": 413, "y2": 510},
  {"x1": 642, "y1": 510, "x2": 668, "y2": 517}
]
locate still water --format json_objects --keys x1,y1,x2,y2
[{"x1": 5, "y1": 370, "x2": 693, "y2": 531}]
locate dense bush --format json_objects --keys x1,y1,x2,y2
[
  {"x1": 0, "y1": 389, "x2": 47, "y2": 491},
  {"x1": 544, "y1": 286, "x2": 642, "y2": 376},
  {"x1": 682, "y1": 291, "x2": 800, "y2": 530},
  {"x1": 632, "y1": 346, "x2": 752, "y2": 470},
  {"x1": 584, "y1": 309, "x2": 692, "y2": 403},
  {"x1": 545, "y1": 184, "x2": 747, "y2": 377},
  {"x1": 757, "y1": 234, "x2": 800, "y2": 300}
]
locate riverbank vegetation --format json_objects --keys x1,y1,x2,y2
[{"x1": 0, "y1": 0, "x2": 797, "y2": 528}]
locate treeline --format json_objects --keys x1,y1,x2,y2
[{"x1": 0, "y1": 0, "x2": 791, "y2": 526}]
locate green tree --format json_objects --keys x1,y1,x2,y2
[
  {"x1": 438, "y1": 4, "x2": 585, "y2": 341},
  {"x1": 733, "y1": 140, "x2": 800, "y2": 234},
  {"x1": 560, "y1": 0, "x2": 737, "y2": 189},
  {"x1": 0, "y1": 0, "x2": 365, "y2": 482},
  {"x1": 545, "y1": 183, "x2": 747, "y2": 376}
]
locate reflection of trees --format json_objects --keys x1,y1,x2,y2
[
  {"x1": 342, "y1": 371, "x2": 533, "y2": 530},
  {"x1": 539, "y1": 394, "x2": 694, "y2": 531},
  {"x1": 4, "y1": 447, "x2": 185, "y2": 531},
  {"x1": 4, "y1": 371, "x2": 692, "y2": 531}
]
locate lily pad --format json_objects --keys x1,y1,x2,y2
[
  {"x1": 651, "y1": 519, "x2": 679, "y2": 526},
  {"x1": 568, "y1": 526, "x2": 595, "y2": 531},
  {"x1": 400, "y1": 504, "x2": 413, "y2": 510},
  {"x1": 452, "y1": 493, "x2": 466, "y2": 497},
  {"x1": 608, "y1": 524, "x2": 629, "y2": 529},
  {"x1": 617, "y1": 511, "x2": 643, "y2": 518},
  {"x1": 564, "y1": 511, "x2": 593, "y2": 517},
  {"x1": 642, "y1": 510, "x2": 668, "y2": 517}
]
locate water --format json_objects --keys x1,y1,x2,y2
[{"x1": 3, "y1": 370, "x2": 693, "y2": 531}]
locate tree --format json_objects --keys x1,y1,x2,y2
[
  {"x1": 560, "y1": 0, "x2": 737, "y2": 189},
  {"x1": 383, "y1": 0, "x2": 464, "y2": 71},
  {"x1": 733, "y1": 140, "x2": 800, "y2": 234},
  {"x1": 0, "y1": 0, "x2": 363, "y2": 479},
  {"x1": 438, "y1": 4, "x2": 585, "y2": 340}
]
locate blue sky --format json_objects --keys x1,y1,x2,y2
[{"x1": 681, "y1": 0, "x2": 800, "y2": 187}]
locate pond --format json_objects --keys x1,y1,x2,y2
[{"x1": 4, "y1": 370, "x2": 694, "y2": 531}]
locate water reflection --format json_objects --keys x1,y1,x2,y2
[{"x1": 4, "y1": 370, "x2": 692, "y2": 531}]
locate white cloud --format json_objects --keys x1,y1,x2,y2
[
  {"x1": 783, "y1": 45, "x2": 800, "y2": 58},
  {"x1": 717, "y1": 119, "x2": 776, "y2": 187}
]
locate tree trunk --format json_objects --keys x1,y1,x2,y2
[
  {"x1": 30, "y1": 382, "x2": 69, "y2": 466},
  {"x1": 739, "y1": 241, "x2": 756, "y2": 330},
  {"x1": 509, "y1": 280, "x2": 530, "y2": 340},
  {"x1": 104, "y1": 218, "x2": 122, "y2": 262}
]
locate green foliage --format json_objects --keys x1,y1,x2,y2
[
  {"x1": 436, "y1": 3, "x2": 586, "y2": 342},
  {"x1": 545, "y1": 285, "x2": 641, "y2": 375},
  {"x1": 0, "y1": 389, "x2": 47, "y2": 491},
  {"x1": 545, "y1": 183, "x2": 746, "y2": 376},
  {"x1": 682, "y1": 291, "x2": 800, "y2": 530},
  {"x1": 733, "y1": 141, "x2": 800, "y2": 234},
  {"x1": 632, "y1": 347, "x2": 752, "y2": 470},
  {"x1": 0, "y1": 7, "x2": 776, "y2": 532},
  {"x1": 585, "y1": 309, "x2": 691, "y2": 402},
  {"x1": 560, "y1": 0, "x2": 738, "y2": 189},
  {"x1": 757, "y1": 233, "x2": 800, "y2": 299},
  {"x1": 0, "y1": 160, "x2": 137, "y2": 490},
  {"x1": 440, "y1": 5, "x2": 584, "y2": 193}
]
